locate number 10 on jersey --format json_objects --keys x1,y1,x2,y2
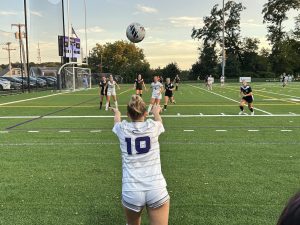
[{"x1": 125, "y1": 136, "x2": 151, "y2": 155}]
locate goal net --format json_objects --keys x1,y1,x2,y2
[{"x1": 63, "y1": 67, "x2": 91, "y2": 91}]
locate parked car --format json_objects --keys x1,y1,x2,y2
[
  {"x1": 0, "y1": 78, "x2": 11, "y2": 90},
  {"x1": 0, "y1": 78, "x2": 21, "y2": 90},
  {"x1": 38, "y1": 76, "x2": 57, "y2": 87}
]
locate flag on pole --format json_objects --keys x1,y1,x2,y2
[{"x1": 71, "y1": 26, "x2": 78, "y2": 38}]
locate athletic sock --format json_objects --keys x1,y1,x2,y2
[
  {"x1": 240, "y1": 106, "x2": 244, "y2": 111},
  {"x1": 147, "y1": 104, "x2": 153, "y2": 113},
  {"x1": 164, "y1": 105, "x2": 167, "y2": 110},
  {"x1": 105, "y1": 102, "x2": 109, "y2": 110},
  {"x1": 115, "y1": 101, "x2": 118, "y2": 110}
]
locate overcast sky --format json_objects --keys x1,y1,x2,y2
[{"x1": 0, "y1": 0, "x2": 298, "y2": 69}]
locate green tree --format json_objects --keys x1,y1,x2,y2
[
  {"x1": 161, "y1": 62, "x2": 181, "y2": 79},
  {"x1": 89, "y1": 41, "x2": 150, "y2": 82}
]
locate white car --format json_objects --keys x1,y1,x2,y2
[{"x1": 0, "y1": 78, "x2": 11, "y2": 90}]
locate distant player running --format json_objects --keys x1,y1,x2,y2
[
  {"x1": 282, "y1": 74, "x2": 288, "y2": 87},
  {"x1": 164, "y1": 78, "x2": 176, "y2": 111},
  {"x1": 99, "y1": 76, "x2": 108, "y2": 110},
  {"x1": 147, "y1": 75, "x2": 164, "y2": 114},
  {"x1": 133, "y1": 74, "x2": 147, "y2": 97},
  {"x1": 207, "y1": 75, "x2": 213, "y2": 91},
  {"x1": 239, "y1": 80, "x2": 254, "y2": 115},
  {"x1": 174, "y1": 74, "x2": 180, "y2": 91},
  {"x1": 220, "y1": 75, "x2": 225, "y2": 87},
  {"x1": 105, "y1": 75, "x2": 120, "y2": 111},
  {"x1": 111, "y1": 95, "x2": 169, "y2": 225}
]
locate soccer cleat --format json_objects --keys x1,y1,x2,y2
[
  {"x1": 239, "y1": 111, "x2": 244, "y2": 115},
  {"x1": 251, "y1": 111, "x2": 254, "y2": 116}
]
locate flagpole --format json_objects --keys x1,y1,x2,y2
[
  {"x1": 222, "y1": 0, "x2": 226, "y2": 78},
  {"x1": 84, "y1": 0, "x2": 88, "y2": 64},
  {"x1": 67, "y1": 0, "x2": 71, "y2": 63}
]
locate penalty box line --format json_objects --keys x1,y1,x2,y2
[{"x1": 188, "y1": 84, "x2": 273, "y2": 115}]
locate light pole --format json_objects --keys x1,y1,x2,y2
[
  {"x1": 222, "y1": 0, "x2": 226, "y2": 78},
  {"x1": 84, "y1": 0, "x2": 88, "y2": 64}
]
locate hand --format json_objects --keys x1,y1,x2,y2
[
  {"x1": 109, "y1": 107, "x2": 119, "y2": 114},
  {"x1": 151, "y1": 104, "x2": 162, "y2": 115}
]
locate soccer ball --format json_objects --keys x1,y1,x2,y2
[{"x1": 126, "y1": 23, "x2": 146, "y2": 43}]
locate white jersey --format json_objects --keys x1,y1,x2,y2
[
  {"x1": 207, "y1": 77, "x2": 214, "y2": 84},
  {"x1": 112, "y1": 119, "x2": 167, "y2": 191},
  {"x1": 220, "y1": 76, "x2": 225, "y2": 82},
  {"x1": 151, "y1": 82, "x2": 163, "y2": 99},
  {"x1": 107, "y1": 80, "x2": 116, "y2": 91}
]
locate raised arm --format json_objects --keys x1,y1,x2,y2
[
  {"x1": 152, "y1": 104, "x2": 162, "y2": 123},
  {"x1": 110, "y1": 107, "x2": 121, "y2": 124}
]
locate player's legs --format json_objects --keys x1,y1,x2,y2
[
  {"x1": 248, "y1": 102, "x2": 254, "y2": 115},
  {"x1": 112, "y1": 95, "x2": 118, "y2": 110},
  {"x1": 106, "y1": 95, "x2": 111, "y2": 110},
  {"x1": 99, "y1": 95, "x2": 104, "y2": 109},
  {"x1": 175, "y1": 83, "x2": 178, "y2": 91},
  {"x1": 239, "y1": 100, "x2": 246, "y2": 115},
  {"x1": 147, "y1": 201, "x2": 170, "y2": 225},
  {"x1": 154, "y1": 98, "x2": 161, "y2": 106},
  {"x1": 123, "y1": 207, "x2": 143, "y2": 225},
  {"x1": 164, "y1": 96, "x2": 169, "y2": 111}
]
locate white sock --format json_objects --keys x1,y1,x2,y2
[
  {"x1": 105, "y1": 102, "x2": 109, "y2": 110},
  {"x1": 115, "y1": 101, "x2": 118, "y2": 110},
  {"x1": 147, "y1": 104, "x2": 153, "y2": 113}
]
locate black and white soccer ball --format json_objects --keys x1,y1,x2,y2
[{"x1": 126, "y1": 23, "x2": 146, "y2": 43}]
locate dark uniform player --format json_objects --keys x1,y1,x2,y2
[
  {"x1": 99, "y1": 76, "x2": 108, "y2": 110},
  {"x1": 133, "y1": 74, "x2": 147, "y2": 97},
  {"x1": 239, "y1": 80, "x2": 254, "y2": 115},
  {"x1": 164, "y1": 78, "x2": 176, "y2": 111},
  {"x1": 174, "y1": 74, "x2": 180, "y2": 91}
]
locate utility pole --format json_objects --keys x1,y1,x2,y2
[
  {"x1": 11, "y1": 24, "x2": 27, "y2": 76},
  {"x1": 2, "y1": 42, "x2": 16, "y2": 76},
  {"x1": 37, "y1": 42, "x2": 41, "y2": 64}
]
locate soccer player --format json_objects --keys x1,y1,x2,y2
[
  {"x1": 174, "y1": 74, "x2": 180, "y2": 91},
  {"x1": 239, "y1": 80, "x2": 254, "y2": 116},
  {"x1": 99, "y1": 76, "x2": 108, "y2": 110},
  {"x1": 164, "y1": 78, "x2": 176, "y2": 111},
  {"x1": 105, "y1": 75, "x2": 120, "y2": 111},
  {"x1": 207, "y1": 75, "x2": 213, "y2": 91},
  {"x1": 133, "y1": 74, "x2": 147, "y2": 97},
  {"x1": 147, "y1": 75, "x2": 164, "y2": 114},
  {"x1": 111, "y1": 95, "x2": 170, "y2": 225},
  {"x1": 282, "y1": 74, "x2": 288, "y2": 87},
  {"x1": 220, "y1": 75, "x2": 225, "y2": 87}
]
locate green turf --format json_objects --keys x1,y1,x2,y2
[{"x1": 0, "y1": 82, "x2": 299, "y2": 225}]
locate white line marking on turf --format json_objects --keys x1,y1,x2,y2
[
  {"x1": 248, "y1": 130, "x2": 259, "y2": 132},
  {"x1": 281, "y1": 130, "x2": 293, "y2": 132},
  {"x1": 0, "y1": 131, "x2": 9, "y2": 134},
  {"x1": 28, "y1": 131, "x2": 39, "y2": 133},
  {"x1": 59, "y1": 130, "x2": 71, "y2": 133},
  {"x1": 0, "y1": 114, "x2": 300, "y2": 119},
  {"x1": 221, "y1": 113, "x2": 226, "y2": 115},
  {"x1": 90, "y1": 130, "x2": 102, "y2": 133},
  {"x1": 291, "y1": 99, "x2": 300, "y2": 102},
  {"x1": 289, "y1": 112, "x2": 296, "y2": 115},
  {"x1": 216, "y1": 130, "x2": 227, "y2": 132},
  {"x1": 188, "y1": 84, "x2": 273, "y2": 115},
  {"x1": 184, "y1": 130, "x2": 194, "y2": 132}
]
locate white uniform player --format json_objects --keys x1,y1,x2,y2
[
  {"x1": 151, "y1": 81, "x2": 163, "y2": 100},
  {"x1": 207, "y1": 75, "x2": 214, "y2": 90},
  {"x1": 112, "y1": 118, "x2": 169, "y2": 212},
  {"x1": 105, "y1": 75, "x2": 120, "y2": 111},
  {"x1": 107, "y1": 80, "x2": 117, "y2": 96},
  {"x1": 220, "y1": 76, "x2": 225, "y2": 87}
]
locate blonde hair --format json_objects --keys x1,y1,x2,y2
[{"x1": 127, "y1": 95, "x2": 147, "y2": 120}]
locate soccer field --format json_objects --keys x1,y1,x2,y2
[{"x1": 0, "y1": 82, "x2": 299, "y2": 225}]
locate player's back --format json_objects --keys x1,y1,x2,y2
[{"x1": 113, "y1": 119, "x2": 166, "y2": 191}]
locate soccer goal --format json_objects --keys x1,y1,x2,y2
[{"x1": 62, "y1": 66, "x2": 91, "y2": 91}]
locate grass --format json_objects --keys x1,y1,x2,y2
[{"x1": 0, "y1": 82, "x2": 300, "y2": 225}]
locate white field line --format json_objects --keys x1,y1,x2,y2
[
  {"x1": 216, "y1": 130, "x2": 227, "y2": 132},
  {"x1": 281, "y1": 130, "x2": 293, "y2": 132},
  {"x1": 256, "y1": 89, "x2": 300, "y2": 99},
  {"x1": 0, "y1": 114, "x2": 300, "y2": 119},
  {"x1": 184, "y1": 130, "x2": 195, "y2": 132},
  {"x1": 188, "y1": 84, "x2": 273, "y2": 115}
]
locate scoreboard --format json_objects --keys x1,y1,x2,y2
[{"x1": 58, "y1": 35, "x2": 81, "y2": 59}]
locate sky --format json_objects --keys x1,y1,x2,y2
[{"x1": 0, "y1": 0, "x2": 298, "y2": 70}]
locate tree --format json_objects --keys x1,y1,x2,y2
[
  {"x1": 191, "y1": 1, "x2": 245, "y2": 77},
  {"x1": 262, "y1": 0, "x2": 300, "y2": 47},
  {"x1": 88, "y1": 41, "x2": 150, "y2": 82},
  {"x1": 161, "y1": 62, "x2": 181, "y2": 79}
]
